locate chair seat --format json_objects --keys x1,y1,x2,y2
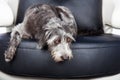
[
  {"x1": 1, "y1": 33, "x2": 120, "y2": 49},
  {"x1": 0, "y1": 33, "x2": 120, "y2": 78}
]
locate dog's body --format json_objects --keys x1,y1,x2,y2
[{"x1": 4, "y1": 4, "x2": 77, "y2": 62}]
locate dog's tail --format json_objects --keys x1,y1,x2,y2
[{"x1": 4, "y1": 23, "x2": 23, "y2": 62}]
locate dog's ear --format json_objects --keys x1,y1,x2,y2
[{"x1": 56, "y1": 6, "x2": 77, "y2": 37}]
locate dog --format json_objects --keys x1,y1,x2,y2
[{"x1": 4, "y1": 4, "x2": 77, "y2": 62}]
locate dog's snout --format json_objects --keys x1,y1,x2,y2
[{"x1": 61, "y1": 54, "x2": 68, "y2": 60}]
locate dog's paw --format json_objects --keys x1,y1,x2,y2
[
  {"x1": 4, "y1": 51, "x2": 14, "y2": 62},
  {"x1": 36, "y1": 45, "x2": 43, "y2": 49}
]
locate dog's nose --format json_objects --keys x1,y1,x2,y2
[{"x1": 61, "y1": 54, "x2": 68, "y2": 60}]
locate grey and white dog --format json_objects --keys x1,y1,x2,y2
[{"x1": 4, "y1": 4, "x2": 77, "y2": 62}]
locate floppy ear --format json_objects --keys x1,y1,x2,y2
[{"x1": 56, "y1": 6, "x2": 77, "y2": 37}]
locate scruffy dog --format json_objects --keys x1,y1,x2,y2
[{"x1": 4, "y1": 4, "x2": 77, "y2": 62}]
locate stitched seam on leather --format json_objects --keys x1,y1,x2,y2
[
  {"x1": 14, "y1": 46, "x2": 120, "y2": 50},
  {"x1": 1, "y1": 45, "x2": 120, "y2": 50}
]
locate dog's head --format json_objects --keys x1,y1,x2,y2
[
  {"x1": 46, "y1": 28, "x2": 75, "y2": 62},
  {"x1": 43, "y1": 17, "x2": 77, "y2": 62}
]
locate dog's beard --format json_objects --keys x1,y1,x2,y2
[
  {"x1": 50, "y1": 43, "x2": 73, "y2": 62},
  {"x1": 49, "y1": 43, "x2": 73, "y2": 62},
  {"x1": 47, "y1": 34, "x2": 74, "y2": 62}
]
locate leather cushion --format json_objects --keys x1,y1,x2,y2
[
  {"x1": 0, "y1": 33, "x2": 120, "y2": 78},
  {"x1": 16, "y1": 0, "x2": 104, "y2": 35}
]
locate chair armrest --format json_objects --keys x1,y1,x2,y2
[{"x1": 0, "y1": 0, "x2": 14, "y2": 26}]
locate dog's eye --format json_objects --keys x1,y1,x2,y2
[
  {"x1": 54, "y1": 38, "x2": 61, "y2": 45},
  {"x1": 66, "y1": 37, "x2": 72, "y2": 43}
]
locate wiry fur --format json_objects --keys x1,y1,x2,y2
[{"x1": 4, "y1": 4, "x2": 77, "y2": 62}]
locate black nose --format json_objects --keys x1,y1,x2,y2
[{"x1": 61, "y1": 54, "x2": 68, "y2": 60}]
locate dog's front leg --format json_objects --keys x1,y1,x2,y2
[
  {"x1": 36, "y1": 39, "x2": 45, "y2": 49},
  {"x1": 4, "y1": 23, "x2": 23, "y2": 62},
  {"x1": 35, "y1": 33, "x2": 46, "y2": 49}
]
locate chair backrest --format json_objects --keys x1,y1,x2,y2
[{"x1": 16, "y1": 0, "x2": 104, "y2": 35}]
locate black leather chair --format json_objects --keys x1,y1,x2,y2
[{"x1": 0, "y1": 0, "x2": 120, "y2": 78}]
